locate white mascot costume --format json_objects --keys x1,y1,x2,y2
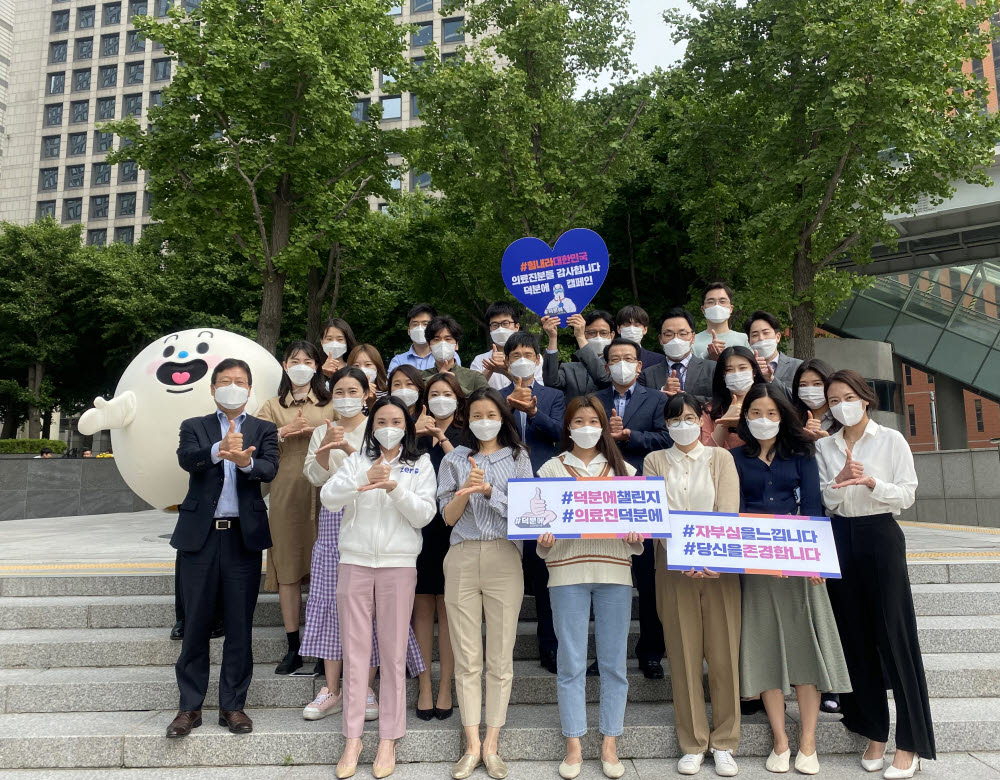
[{"x1": 78, "y1": 328, "x2": 283, "y2": 509}]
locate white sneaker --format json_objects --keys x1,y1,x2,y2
[
  {"x1": 678, "y1": 753, "x2": 705, "y2": 775},
  {"x1": 365, "y1": 687, "x2": 379, "y2": 721},
  {"x1": 711, "y1": 748, "x2": 739, "y2": 777},
  {"x1": 302, "y1": 686, "x2": 342, "y2": 720}
]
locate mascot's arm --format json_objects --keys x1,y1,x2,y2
[{"x1": 78, "y1": 391, "x2": 137, "y2": 435}]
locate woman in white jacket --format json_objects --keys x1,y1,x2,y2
[{"x1": 320, "y1": 395, "x2": 437, "y2": 779}]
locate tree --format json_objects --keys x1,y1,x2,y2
[
  {"x1": 105, "y1": 0, "x2": 407, "y2": 352},
  {"x1": 661, "y1": 0, "x2": 1000, "y2": 357}
]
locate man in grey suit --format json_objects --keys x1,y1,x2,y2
[
  {"x1": 639, "y1": 308, "x2": 714, "y2": 402},
  {"x1": 540, "y1": 314, "x2": 611, "y2": 398},
  {"x1": 745, "y1": 310, "x2": 802, "y2": 397}
]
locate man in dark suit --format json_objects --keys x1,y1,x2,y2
[
  {"x1": 540, "y1": 315, "x2": 610, "y2": 399},
  {"x1": 499, "y1": 331, "x2": 566, "y2": 674},
  {"x1": 615, "y1": 304, "x2": 666, "y2": 369},
  {"x1": 594, "y1": 338, "x2": 671, "y2": 679},
  {"x1": 166, "y1": 358, "x2": 279, "y2": 739},
  {"x1": 639, "y1": 308, "x2": 714, "y2": 402},
  {"x1": 745, "y1": 310, "x2": 802, "y2": 398}
]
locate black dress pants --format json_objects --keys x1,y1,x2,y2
[
  {"x1": 825, "y1": 514, "x2": 936, "y2": 759},
  {"x1": 633, "y1": 539, "x2": 665, "y2": 663},
  {"x1": 523, "y1": 540, "x2": 557, "y2": 655}
]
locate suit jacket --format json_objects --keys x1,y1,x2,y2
[
  {"x1": 500, "y1": 381, "x2": 566, "y2": 473},
  {"x1": 421, "y1": 363, "x2": 487, "y2": 397},
  {"x1": 639, "y1": 346, "x2": 666, "y2": 368},
  {"x1": 772, "y1": 352, "x2": 802, "y2": 396},
  {"x1": 542, "y1": 350, "x2": 609, "y2": 399},
  {"x1": 577, "y1": 343, "x2": 664, "y2": 386},
  {"x1": 171, "y1": 412, "x2": 280, "y2": 553},
  {"x1": 639, "y1": 354, "x2": 714, "y2": 401},
  {"x1": 594, "y1": 383, "x2": 671, "y2": 473}
]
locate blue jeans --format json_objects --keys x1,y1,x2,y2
[{"x1": 550, "y1": 582, "x2": 632, "y2": 738}]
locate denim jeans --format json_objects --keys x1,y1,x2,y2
[{"x1": 550, "y1": 582, "x2": 632, "y2": 738}]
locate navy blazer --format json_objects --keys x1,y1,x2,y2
[
  {"x1": 171, "y1": 412, "x2": 280, "y2": 553},
  {"x1": 594, "y1": 383, "x2": 671, "y2": 473},
  {"x1": 639, "y1": 355, "x2": 714, "y2": 401},
  {"x1": 500, "y1": 381, "x2": 566, "y2": 474}
]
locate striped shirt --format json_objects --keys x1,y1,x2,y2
[{"x1": 437, "y1": 444, "x2": 532, "y2": 546}]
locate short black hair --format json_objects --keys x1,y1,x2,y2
[
  {"x1": 615, "y1": 305, "x2": 649, "y2": 329},
  {"x1": 744, "y1": 310, "x2": 781, "y2": 335},
  {"x1": 40, "y1": 447, "x2": 53, "y2": 456},
  {"x1": 425, "y1": 315, "x2": 462, "y2": 343},
  {"x1": 485, "y1": 301, "x2": 519, "y2": 324},
  {"x1": 211, "y1": 358, "x2": 252, "y2": 385},
  {"x1": 330, "y1": 365, "x2": 370, "y2": 395},
  {"x1": 584, "y1": 309, "x2": 615, "y2": 329},
  {"x1": 603, "y1": 336, "x2": 641, "y2": 362},
  {"x1": 406, "y1": 303, "x2": 437, "y2": 322},
  {"x1": 503, "y1": 331, "x2": 539, "y2": 358},
  {"x1": 702, "y1": 281, "x2": 734, "y2": 304},
  {"x1": 665, "y1": 391, "x2": 704, "y2": 420},
  {"x1": 658, "y1": 307, "x2": 695, "y2": 332}
]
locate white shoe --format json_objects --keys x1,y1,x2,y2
[
  {"x1": 883, "y1": 754, "x2": 920, "y2": 779},
  {"x1": 602, "y1": 760, "x2": 626, "y2": 779},
  {"x1": 558, "y1": 761, "x2": 582, "y2": 779},
  {"x1": 794, "y1": 751, "x2": 819, "y2": 775},
  {"x1": 302, "y1": 686, "x2": 342, "y2": 720},
  {"x1": 861, "y1": 746, "x2": 886, "y2": 772},
  {"x1": 365, "y1": 687, "x2": 379, "y2": 721},
  {"x1": 678, "y1": 753, "x2": 705, "y2": 775},
  {"x1": 765, "y1": 749, "x2": 790, "y2": 773},
  {"x1": 711, "y1": 748, "x2": 739, "y2": 777}
]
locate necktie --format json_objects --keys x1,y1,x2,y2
[{"x1": 672, "y1": 363, "x2": 685, "y2": 389}]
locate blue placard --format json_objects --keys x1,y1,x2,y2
[{"x1": 500, "y1": 228, "x2": 610, "y2": 326}]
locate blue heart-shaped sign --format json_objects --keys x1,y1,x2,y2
[{"x1": 500, "y1": 229, "x2": 610, "y2": 327}]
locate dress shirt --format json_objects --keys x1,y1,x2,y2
[
  {"x1": 669, "y1": 353, "x2": 693, "y2": 389},
  {"x1": 612, "y1": 385, "x2": 635, "y2": 419},
  {"x1": 388, "y1": 346, "x2": 461, "y2": 373},
  {"x1": 816, "y1": 419, "x2": 917, "y2": 517},
  {"x1": 470, "y1": 349, "x2": 544, "y2": 390},
  {"x1": 662, "y1": 442, "x2": 716, "y2": 512},
  {"x1": 729, "y1": 448, "x2": 823, "y2": 516},
  {"x1": 691, "y1": 328, "x2": 749, "y2": 359},
  {"x1": 210, "y1": 409, "x2": 253, "y2": 518}
]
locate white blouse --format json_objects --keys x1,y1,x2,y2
[
  {"x1": 302, "y1": 420, "x2": 368, "y2": 487},
  {"x1": 816, "y1": 419, "x2": 917, "y2": 517},
  {"x1": 662, "y1": 442, "x2": 717, "y2": 513}
]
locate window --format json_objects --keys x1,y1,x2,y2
[
  {"x1": 411, "y1": 56, "x2": 426, "y2": 69},
  {"x1": 126, "y1": 30, "x2": 145, "y2": 52},
  {"x1": 45, "y1": 104, "x2": 64, "y2": 127},
  {"x1": 117, "y1": 191, "x2": 137, "y2": 215},
  {"x1": 378, "y1": 202, "x2": 390, "y2": 214},
  {"x1": 975, "y1": 399, "x2": 985, "y2": 433},
  {"x1": 907, "y1": 404, "x2": 916, "y2": 437},
  {"x1": 71, "y1": 100, "x2": 90, "y2": 123},
  {"x1": 95, "y1": 131, "x2": 115, "y2": 153},
  {"x1": 152, "y1": 39, "x2": 164, "y2": 51},
  {"x1": 412, "y1": 169, "x2": 431, "y2": 190},
  {"x1": 66, "y1": 164, "x2": 86, "y2": 188},
  {"x1": 87, "y1": 228, "x2": 107, "y2": 245},
  {"x1": 442, "y1": 17, "x2": 464, "y2": 43},
  {"x1": 97, "y1": 96, "x2": 116, "y2": 119},
  {"x1": 149, "y1": 90, "x2": 162, "y2": 107},
  {"x1": 380, "y1": 95, "x2": 401, "y2": 120},
  {"x1": 99, "y1": 64, "x2": 117, "y2": 88},
  {"x1": 90, "y1": 194, "x2": 110, "y2": 218},
  {"x1": 40, "y1": 168, "x2": 59, "y2": 191},
  {"x1": 42, "y1": 136, "x2": 61, "y2": 159},
  {"x1": 412, "y1": 0, "x2": 432, "y2": 11},
  {"x1": 37, "y1": 201, "x2": 57, "y2": 219},
  {"x1": 927, "y1": 372, "x2": 934, "y2": 384},
  {"x1": 92, "y1": 161, "x2": 112, "y2": 184},
  {"x1": 48, "y1": 73, "x2": 66, "y2": 95},
  {"x1": 143, "y1": 190, "x2": 152, "y2": 214},
  {"x1": 441, "y1": 51, "x2": 463, "y2": 65},
  {"x1": 351, "y1": 98, "x2": 369, "y2": 122},
  {"x1": 115, "y1": 225, "x2": 135, "y2": 244},
  {"x1": 120, "y1": 160, "x2": 138, "y2": 182},
  {"x1": 50, "y1": 41, "x2": 68, "y2": 64},
  {"x1": 388, "y1": 3, "x2": 402, "y2": 14},
  {"x1": 904, "y1": 364, "x2": 912, "y2": 385},
  {"x1": 412, "y1": 22, "x2": 433, "y2": 46},
  {"x1": 104, "y1": 2, "x2": 122, "y2": 24},
  {"x1": 68, "y1": 132, "x2": 88, "y2": 156},
  {"x1": 154, "y1": 0, "x2": 171, "y2": 16},
  {"x1": 184, "y1": 0, "x2": 201, "y2": 9},
  {"x1": 152, "y1": 58, "x2": 171, "y2": 81},
  {"x1": 129, "y1": 1, "x2": 147, "y2": 18},
  {"x1": 124, "y1": 93, "x2": 142, "y2": 116},
  {"x1": 73, "y1": 68, "x2": 91, "y2": 91},
  {"x1": 126, "y1": 61, "x2": 144, "y2": 85},
  {"x1": 52, "y1": 10, "x2": 71, "y2": 33},
  {"x1": 390, "y1": 171, "x2": 402, "y2": 190},
  {"x1": 101, "y1": 33, "x2": 120, "y2": 56},
  {"x1": 75, "y1": 37, "x2": 93, "y2": 59},
  {"x1": 78, "y1": 6, "x2": 96, "y2": 29},
  {"x1": 410, "y1": 93, "x2": 420, "y2": 117}
]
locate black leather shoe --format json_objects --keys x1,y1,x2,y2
[
  {"x1": 219, "y1": 709, "x2": 253, "y2": 734},
  {"x1": 539, "y1": 649, "x2": 557, "y2": 674},
  {"x1": 586, "y1": 660, "x2": 599, "y2": 677},
  {"x1": 210, "y1": 622, "x2": 225, "y2": 639},
  {"x1": 275, "y1": 649, "x2": 303, "y2": 675},
  {"x1": 433, "y1": 706, "x2": 454, "y2": 720},
  {"x1": 166, "y1": 709, "x2": 201, "y2": 737},
  {"x1": 740, "y1": 697, "x2": 766, "y2": 715},
  {"x1": 639, "y1": 659, "x2": 664, "y2": 679},
  {"x1": 169, "y1": 621, "x2": 184, "y2": 641}
]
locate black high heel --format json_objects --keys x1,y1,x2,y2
[
  {"x1": 433, "y1": 706, "x2": 454, "y2": 720},
  {"x1": 415, "y1": 706, "x2": 435, "y2": 721}
]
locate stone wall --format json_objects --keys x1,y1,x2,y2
[{"x1": 899, "y1": 448, "x2": 1000, "y2": 527}]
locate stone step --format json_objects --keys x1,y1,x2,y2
[{"x1": 2, "y1": 699, "x2": 998, "y2": 770}]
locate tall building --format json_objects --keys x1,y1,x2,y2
[
  {"x1": 0, "y1": 0, "x2": 14, "y2": 176},
  {"x1": 902, "y1": 362, "x2": 1000, "y2": 452}
]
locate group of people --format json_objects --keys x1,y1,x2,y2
[{"x1": 166, "y1": 284, "x2": 932, "y2": 780}]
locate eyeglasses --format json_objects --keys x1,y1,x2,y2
[
  {"x1": 489, "y1": 320, "x2": 516, "y2": 330},
  {"x1": 704, "y1": 297, "x2": 730, "y2": 306},
  {"x1": 216, "y1": 379, "x2": 249, "y2": 387},
  {"x1": 585, "y1": 329, "x2": 612, "y2": 339},
  {"x1": 660, "y1": 330, "x2": 692, "y2": 339},
  {"x1": 669, "y1": 415, "x2": 700, "y2": 425},
  {"x1": 607, "y1": 356, "x2": 639, "y2": 365}
]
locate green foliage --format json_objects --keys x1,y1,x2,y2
[{"x1": 0, "y1": 439, "x2": 67, "y2": 454}]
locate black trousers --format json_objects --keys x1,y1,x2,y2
[
  {"x1": 632, "y1": 539, "x2": 664, "y2": 663},
  {"x1": 825, "y1": 514, "x2": 936, "y2": 759},
  {"x1": 175, "y1": 519, "x2": 262, "y2": 712},
  {"x1": 174, "y1": 550, "x2": 223, "y2": 625},
  {"x1": 523, "y1": 540, "x2": 557, "y2": 655}
]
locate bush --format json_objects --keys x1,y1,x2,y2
[{"x1": 0, "y1": 439, "x2": 68, "y2": 455}]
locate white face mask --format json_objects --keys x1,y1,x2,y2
[
  {"x1": 214, "y1": 383, "x2": 249, "y2": 410},
  {"x1": 490, "y1": 327, "x2": 514, "y2": 346},
  {"x1": 322, "y1": 340, "x2": 347, "y2": 359},
  {"x1": 619, "y1": 325, "x2": 644, "y2": 344},
  {"x1": 609, "y1": 361, "x2": 638, "y2": 386},
  {"x1": 798, "y1": 386, "x2": 827, "y2": 410},
  {"x1": 391, "y1": 388, "x2": 419, "y2": 408},
  {"x1": 332, "y1": 396, "x2": 365, "y2": 418},
  {"x1": 747, "y1": 417, "x2": 781, "y2": 441},
  {"x1": 569, "y1": 425, "x2": 602, "y2": 449},
  {"x1": 724, "y1": 370, "x2": 754, "y2": 394},
  {"x1": 751, "y1": 339, "x2": 778, "y2": 359},
  {"x1": 509, "y1": 357, "x2": 537, "y2": 380},
  {"x1": 428, "y1": 396, "x2": 458, "y2": 419},
  {"x1": 831, "y1": 399, "x2": 866, "y2": 427},
  {"x1": 431, "y1": 341, "x2": 456, "y2": 362},
  {"x1": 668, "y1": 420, "x2": 701, "y2": 446},
  {"x1": 409, "y1": 326, "x2": 427, "y2": 345},
  {"x1": 469, "y1": 419, "x2": 502, "y2": 442},
  {"x1": 588, "y1": 336, "x2": 611, "y2": 353},
  {"x1": 703, "y1": 304, "x2": 731, "y2": 324},
  {"x1": 286, "y1": 364, "x2": 316, "y2": 387},
  {"x1": 357, "y1": 366, "x2": 377, "y2": 383},
  {"x1": 662, "y1": 337, "x2": 691, "y2": 361},
  {"x1": 373, "y1": 426, "x2": 405, "y2": 450}
]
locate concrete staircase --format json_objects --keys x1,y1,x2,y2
[{"x1": 2, "y1": 562, "x2": 1000, "y2": 772}]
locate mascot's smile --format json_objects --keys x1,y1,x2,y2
[{"x1": 157, "y1": 360, "x2": 209, "y2": 394}]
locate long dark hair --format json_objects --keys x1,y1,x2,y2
[
  {"x1": 322, "y1": 317, "x2": 358, "y2": 353},
  {"x1": 791, "y1": 357, "x2": 839, "y2": 428},
  {"x1": 709, "y1": 345, "x2": 767, "y2": 421},
  {"x1": 421, "y1": 372, "x2": 467, "y2": 428},
  {"x1": 737, "y1": 383, "x2": 815, "y2": 460},
  {"x1": 362, "y1": 396, "x2": 421, "y2": 465},
  {"x1": 277, "y1": 340, "x2": 332, "y2": 408},
  {"x1": 461, "y1": 386, "x2": 526, "y2": 460},
  {"x1": 388, "y1": 364, "x2": 426, "y2": 415},
  {"x1": 348, "y1": 343, "x2": 387, "y2": 394},
  {"x1": 559, "y1": 394, "x2": 629, "y2": 476}
]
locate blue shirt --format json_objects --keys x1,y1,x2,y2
[
  {"x1": 387, "y1": 346, "x2": 462, "y2": 373},
  {"x1": 729, "y1": 447, "x2": 823, "y2": 516},
  {"x1": 210, "y1": 409, "x2": 253, "y2": 518},
  {"x1": 612, "y1": 385, "x2": 634, "y2": 419}
]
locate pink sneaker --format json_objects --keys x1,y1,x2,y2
[{"x1": 302, "y1": 686, "x2": 342, "y2": 720}]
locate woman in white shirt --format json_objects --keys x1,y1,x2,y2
[
  {"x1": 319, "y1": 394, "x2": 437, "y2": 779},
  {"x1": 816, "y1": 369, "x2": 934, "y2": 779}
]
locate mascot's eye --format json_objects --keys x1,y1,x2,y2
[
  {"x1": 196, "y1": 342, "x2": 209, "y2": 354},
  {"x1": 162, "y1": 346, "x2": 175, "y2": 358}
]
